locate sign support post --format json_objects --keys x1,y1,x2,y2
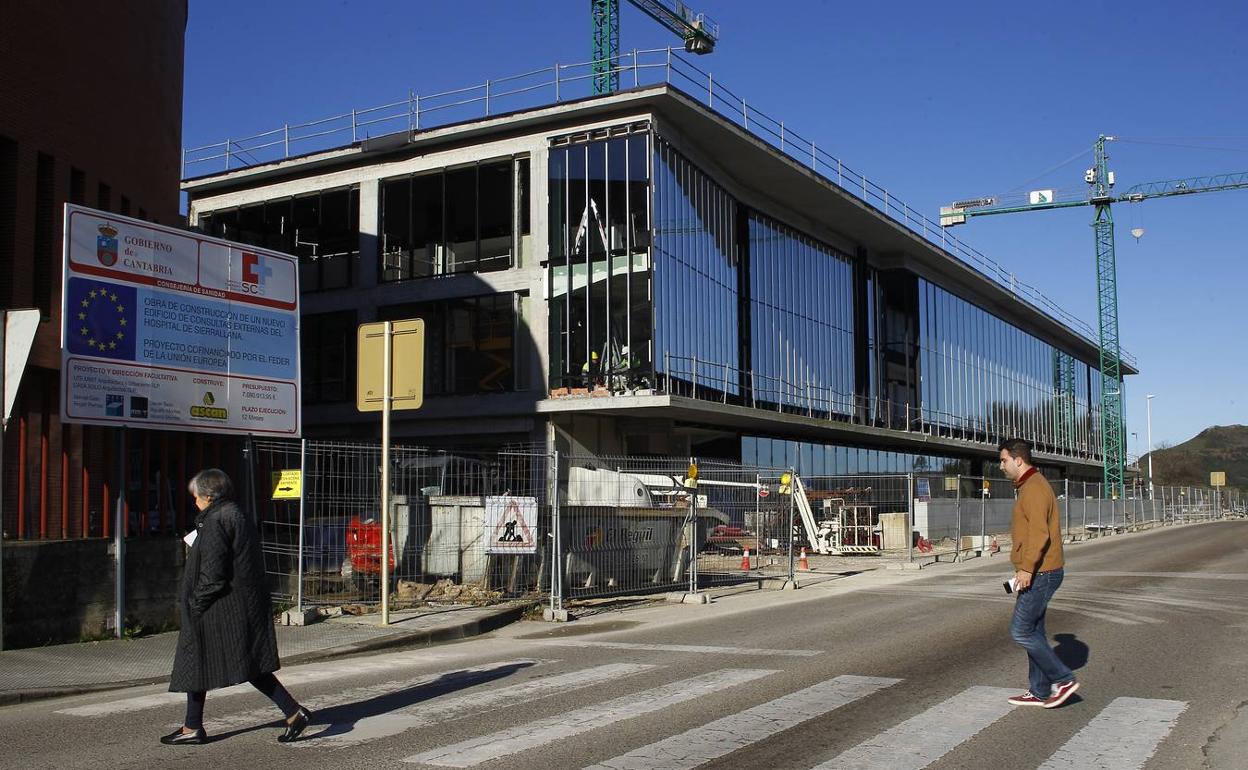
[
  {"x1": 356, "y1": 318, "x2": 422, "y2": 627},
  {"x1": 381, "y1": 321, "x2": 392, "y2": 627}
]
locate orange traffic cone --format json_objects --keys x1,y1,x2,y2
[
  {"x1": 798, "y1": 547, "x2": 810, "y2": 570},
  {"x1": 740, "y1": 548, "x2": 752, "y2": 570}
]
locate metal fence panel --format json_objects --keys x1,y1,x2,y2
[{"x1": 252, "y1": 440, "x2": 551, "y2": 608}]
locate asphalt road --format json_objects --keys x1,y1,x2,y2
[{"x1": 3, "y1": 520, "x2": 1245, "y2": 770}]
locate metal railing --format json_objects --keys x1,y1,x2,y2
[{"x1": 184, "y1": 48, "x2": 1131, "y2": 363}]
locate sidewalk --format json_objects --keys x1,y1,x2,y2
[{"x1": 0, "y1": 602, "x2": 526, "y2": 706}]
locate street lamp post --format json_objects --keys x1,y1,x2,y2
[{"x1": 1146, "y1": 395, "x2": 1156, "y2": 500}]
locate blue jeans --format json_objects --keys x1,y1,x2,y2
[{"x1": 1010, "y1": 568, "x2": 1074, "y2": 698}]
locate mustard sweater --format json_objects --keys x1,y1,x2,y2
[{"x1": 1010, "y1": 470, "x2": 1065, "y2": 574}]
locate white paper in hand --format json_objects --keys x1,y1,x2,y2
[
  {"x1": 1003, "y1": 576, "x2": 1019, "y2": 594},
  {"x1": 183, "y1": 530, "x2": 198, "y2": 548}
]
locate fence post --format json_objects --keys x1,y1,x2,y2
[
  {"x1": 1063, "y1": 478, "x2": 1070, "y2": 539},
  {"x1": 688, "y1": 456, "x2": 699, "y2": 596},
  {"x1": 907, "y1": 473, "x2": 915, "y2": 564},
  {"x1": 633, "y1": 49, "x2": 639, "y2": 87},
  {"x1": 485, "y1": 79, "x2": 491, "y2": 115},
  {"x1": 780, "y1": 121, "x2": 785, "y2": 152},
  {"x1": 351, "y1": 109, "x2": 357, "y2": 143},
  {"x1": 955, "y1": 475, "x2": 962, "y2": 562},
  {"x1": 549, "y1": 449, "x2": 562, "y2": 618},
  {"x1": 297, "y1": 438, "x2": 307, "y2": 612},
  {"x1": 554, "y1": 62, "x2": 560, "y2": 101},
  {"x1": 742, "y1": 97, "x2": 748, "y2": 129},
  {"x1": 666, "y1": 47, "x2": 672, "y2": 82},
  {"x1": 707, "y1": 72, "x2": 713, "y2": 106},
  {"x1": 980, "y1": 476, "x2": 987, "y2": 552},
  {"x1": 786, "y1": 467, "x2": 796, "y2": 584},
  {"x1": 224, "y1": 138, "x2": 231, "y2": 170},
  {"x1": 414, "y1": 93, "x2": 421, "y2": 130},
  {"x1": 284, "y1": 123, "x2": 290, "y2": 158}
]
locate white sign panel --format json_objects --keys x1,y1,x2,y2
[
  {"x1": 485, "y1": 496, "x2": 538, "y2": 554},
  {"x1": 60, "y1": 204, "x2": 301, "y2": 436},
  {"x1": 1029, "y1": 189, "x2": 1055, "y2": 205}
]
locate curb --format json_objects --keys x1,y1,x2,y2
[{"x1": 0, "y1": 602, "x2": 528, "y2": 707}]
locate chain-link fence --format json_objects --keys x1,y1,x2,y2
[{"x1": 247, "y1": 442, "x2": 1234, "y2": 616}]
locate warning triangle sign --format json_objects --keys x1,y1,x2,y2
[{"x1": 490, "y1": 499, "x2": 535, "y2": 550}]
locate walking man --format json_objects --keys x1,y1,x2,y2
[{"x1": 999, "y1": 438, "x2": 1080, "y2": 709}]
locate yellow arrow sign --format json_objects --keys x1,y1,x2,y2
[{"x1": 271, "y1": 470, "x2": 302, "y2": 500}]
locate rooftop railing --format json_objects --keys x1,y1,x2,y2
[{"x1": 183, "y1": 47, "x2": 1135, "y2": 366}]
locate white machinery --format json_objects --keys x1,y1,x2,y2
[{"x1": 789, "y1": 475, "x2": 880, "y2": 555}]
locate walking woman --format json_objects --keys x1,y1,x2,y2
[{"x1": 162, "y1": 469, "x2": 311, "y2": 745}]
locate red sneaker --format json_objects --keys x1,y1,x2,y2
[
  {"x1": 1044, "y1": 680, "x2": 1080, "y2": 709},
  {"x1": 1007, "y1": 692, "x2": 1047, "y2": 706}
]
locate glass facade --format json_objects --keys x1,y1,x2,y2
[
  {"x1": 917, "y1": 279, "x2": 1101, "y2": 456},
  {"x1": 652, "y1": 137, "x2": 739, "y2": 394},
  {"x1": 743, "y1": 435, "x2": 972, "y2": 476},
  {"x1": 379, "y1": 157, "x2": 530, "y2": 281},
  {"x1": 301, "y1": 310, "x2": 357, "y2": 403},
  {"x1": 749, "y1": 214, "x2": 854, "y2": 414},
  {"x1": 547, "y1": 126, "x2": 652, "y2": 390}
]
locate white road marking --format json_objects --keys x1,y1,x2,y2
[
  {"x1": 583, "y1": 675, "x2": 900, "y2": 770},
  {"x1": 401, "y1": 668, "x2": 776, "y2": 768},
  {"x1": 199, "y1": 658, "x2": 552, "y2": 735},
  {"x1": 810, "y1": 686, "x2": 1018, "y2": 770},
  {"x1": 55, "y1": 649, "x2": 478, "y2": 717},
  {"x1": 1037, "y1": 697, "x2": 1187, "y2": 770},
  {"x1": 291, "y1": 662, "x2": 658, "y2": 748},
  {"x1": 529, "y1": 640, "x2": 822, "y2": 657}
]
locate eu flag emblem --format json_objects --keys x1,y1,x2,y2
[{"x1": 66, "y1": 278, "x2": 137, "y2": 361}]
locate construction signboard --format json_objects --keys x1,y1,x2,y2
[
  {"x1": 485, "y1": 495, "x2": 538, "y2": 554},
  {"x1": 60, "y1": 205, "x2": 301, "y2": 435}
]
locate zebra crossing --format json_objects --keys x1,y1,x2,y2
[{"x1": 51, "y1": 648, "x2": 1189, "y2": 770}]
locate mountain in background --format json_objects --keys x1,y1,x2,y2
[{"x1": 1141, "y1": 424, "x2": 1248, "y2": 489}]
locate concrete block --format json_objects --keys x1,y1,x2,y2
[
  {"x1": 779, "y1": 580, "x2": 800, "y2": 591},
  {"x1": 665, "y1": 592, "x2": 710, "y2": 604},
  {"x1": 282, "y1": 607, "x2": 320, "y2": 626},
  {"x1": 542, "y1": 607, "x2": 572, "y2": 622}
]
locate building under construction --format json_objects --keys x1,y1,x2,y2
[{"x1": 182, "y1": 50, "x2": 1135, "y2": 482}]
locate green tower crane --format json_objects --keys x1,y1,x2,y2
[
  {"x1": 592, "y1": 0, "x2": 719, "y2": 94},
  {"x1": 941, "y1": 136, "x2": 1248, "y2": 497}
]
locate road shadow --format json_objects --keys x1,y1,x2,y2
[
  {"x1": 1053, "y1": 633, "x2": 1089, "y2": 671},
  {"x1": 209, "y1": 659, "x2": 536, "y2": 743}
]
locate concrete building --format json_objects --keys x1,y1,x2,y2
[{"x1": 183, "y1": 73, "x2": 1134, "y2": 481}]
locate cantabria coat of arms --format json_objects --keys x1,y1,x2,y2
[{"x1": 96, "y1": 223, "x2": 118, "y2": 267}]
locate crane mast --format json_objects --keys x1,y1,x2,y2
[
  {"x1": 941, "y1": 137, "x2": 1248, "y2": 498},
  {"x1": 592, "y1": 0, "x2": 719, "y2": 94}
]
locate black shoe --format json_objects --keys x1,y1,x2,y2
[
  {"x1": 160, "y1": 727, "x2": 207, "y2": 745},
  {"x1": 277, "y1": 707, "x2": 311, "y2": 743}
]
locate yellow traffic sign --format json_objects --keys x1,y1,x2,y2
[
  {"x1": 357, "y1": 319, "x2": 425, "y2": 412},
  {"x1": 1211, "y1": 471, "x2": 1226, "y2": 487},
  {"x1": 271, "y1": 470, "x2": 302, "y2": 500}
]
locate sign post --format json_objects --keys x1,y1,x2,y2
[{"x1": 357, "y1": 319, "x2": 424, "y2": 626}]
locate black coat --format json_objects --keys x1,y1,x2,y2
[{"x1": 169, "y1": 499, "x2": 280, "y2": 693}]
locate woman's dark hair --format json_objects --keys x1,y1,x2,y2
[{"x1": 188, "y1": 469, "x2": 235, "y2": 502}]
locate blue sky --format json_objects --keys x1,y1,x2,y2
[{"x1": 183, "y1": 0, "x2": 1248, "y2": 450}]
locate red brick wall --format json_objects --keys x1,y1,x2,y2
[{"x1": 1, "y1": 1, "x2": 189, "y2": 540}]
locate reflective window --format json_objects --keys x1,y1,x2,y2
[
  {"x1": 652, "y1": 137, "x2": 739, "y2": 395},
  {"x1": 748, "y1": 215, "x2": 854, "y2": 415},
  {"x1": 548, "y1": 127, "x2": 652, "y2": 392},
  {"x1": 917, "y1": 279, "x2": 1100, "y2": 458}
]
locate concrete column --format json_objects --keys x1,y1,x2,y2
[{"x1": 356, "y1": 178, "x2": 380, "y2": 290}]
